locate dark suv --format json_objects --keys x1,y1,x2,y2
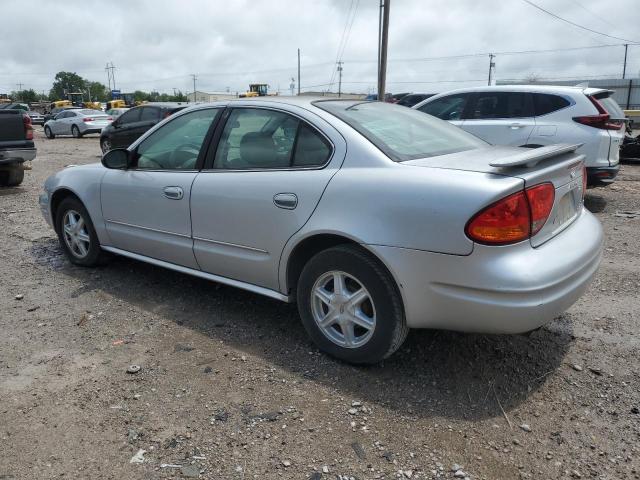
[{"x1": 100, "y1": 103, "x2": 186, "y2": 153}]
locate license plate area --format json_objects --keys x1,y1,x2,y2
[{"x1": 530, "y1": 178, "x2": 582, "y2": 247}]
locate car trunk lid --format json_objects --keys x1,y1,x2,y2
[{"x1": 403, "y1": 144, "x2": 585, "y2": 247}]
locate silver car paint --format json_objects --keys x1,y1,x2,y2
[
  {"x1": 41, "y1": 97, "x2": 603, "y2": 334},
  {"x1": 45, "y1": 110, "x2": 111, "y2": 136}
]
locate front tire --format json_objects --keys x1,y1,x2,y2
[
  {"x1": 100, "y1": 137, "x2": 112, "y2": 153},
  {"x1": 44, "y1": 126, "x2": 55, "y2": 139},
  {"x1": 55, "y1": 197, "x2": 107, "y2": 267},
  {"x1": 297, "y1": 245, "x2": 408, "y2": 364},
  {"x1": 71, "y1": 125, "x2": 82, "y2": 138}
]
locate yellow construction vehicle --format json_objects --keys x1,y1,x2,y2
[
  {"x1": 239, "y1": 83, "x2": 273, "y2": 98},
  {"x1": 50, "y1": 100, "x2": 73, "y2": 109}
]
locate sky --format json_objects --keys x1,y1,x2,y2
[{"x1": 2, "y1": 0, "x2": 639, "y2": 96}]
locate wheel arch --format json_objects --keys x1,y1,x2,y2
[
  {"x1": 50, "y1": 188, "x2": 82, "y2": 232},
  {"x1": 283, "y1": 233, "x2": 405, "y2": 311}
]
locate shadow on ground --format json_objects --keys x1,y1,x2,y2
[
  {"x1": 30, "y1": 238, "x2": 572, "y2": 422},
  {"x1": 584, "y1": 193, "x2": 607, "y2": 213}
]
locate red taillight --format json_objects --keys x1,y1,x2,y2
[
  {"x1": 525, "y1": 183, "x2": 555, "y2": 235},
  {"x1": 573, "y1": 96, "x2": 624, "y2": 130},
  {"x1": 466, "y1": 183, "x2": 555, "y2": 245},
  {"x1": 106, "y1": 116, "x2": 113, "y2": 121},
  {"x1": 22, "y1": 114, "x2": 33, "y2": 140},
  {"x1": 82, "y1": 117, "x2": 93, "y2": 122},
  {"x1": 163, "y1": 111, "x2": 171, "y2": 119}
]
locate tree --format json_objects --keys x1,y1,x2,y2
[
  {"x1": 11, "y1": 89, "x2": 39, "y2": 103},
  {"x1": 86, "y1": 81, "x2": 108, "y2": 102},
  {"x1": 49, "y1": 71, "x2": 86, "y2": 100}
]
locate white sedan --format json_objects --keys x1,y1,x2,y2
[{"x1": 44, "y1": 109, "x2": 113, "y2": 139}]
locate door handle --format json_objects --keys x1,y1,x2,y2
[
  {"x1": 273, "y1": 193, "x2": 298, "y2": 210},
  {"x1": 509, "y1": 123, "x2": 525, "y2": 129},
  {"x1": 163, "y1": 186, "x2": 184, "y2": 200}
]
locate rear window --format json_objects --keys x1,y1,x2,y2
[
  {"x1": 140, "y1": 107, "x2": 160, "y2": 121},
  {"x1": 533, "y1": 94, "x2": 570, "y2": 116},
  {"x1": 79, "y1": 109, "x2": 98, "y2": 115},
  {"x1": 598, "y1": 96, "x2": 625, "y2": 119},
  {"x1": 315, "y1": 100, "x2": 485, "y2": 162}
]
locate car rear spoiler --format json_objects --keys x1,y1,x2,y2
[{"x1": 489, "y1": 144, "x2": 584, "y2": 168}]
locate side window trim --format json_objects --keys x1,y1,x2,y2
[{"x1": 203, "y1": 106, "x2": 335, "y2": 171}]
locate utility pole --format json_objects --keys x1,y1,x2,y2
[
  {"x1": 173, "y1": 87, "x2": 177, "y2": 97},
  {"x1": 487, "y1": 54, "x2": 495, "y2": 86},
  {"x1": 337, "y1": 61, "x2": 343, "y2": 98},
  {"x1": 622, "y1": 44, "x2": 628, "y2": 79},
  {"x1": 16, "y1": 83, "x2": 23, "y2": 91},
  {"x1": 297, "y1": 48, "x2": 301, "y2": 96},
  {"x1": 191, "y1": 74, "x2": 197, "y2": 102},
  {"x1": 377, "y1": 0, "x2": 390, "y2": 101}
]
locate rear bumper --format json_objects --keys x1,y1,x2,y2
[
  {"x1": 367, "y1": 209, "x2": 603, "y2": 333},
  {"x1": 587, "y1": 165, "x2": 619, "y2": 186},
  {"x1": 0, "y1": 148, "x2": 37, "y2": 165},
  {"x1": 80, "y1": 127, "x2": 105, "y2": 135}
]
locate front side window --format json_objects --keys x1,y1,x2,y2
[
  {"x1": 134, "y1": 108, "x2": 219, "y2": 170},
  {"x1": 317, "y1": 100, "x2": 485, "y2": 162},
  {"x1": 214, "y1": 108, "x2": 331, "y2": 169},
  {"x1": 468, "y1": 92, "x2": 533, "y2": 119},
  {"x1": 117, "y1": 108, "x2": 141, "y2": 124},
  {"x1": 417, "y1": 94, "x2": 469, "y2": 120}
]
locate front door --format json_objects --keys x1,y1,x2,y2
[
  {"x1": 462, "y1": 91, "x2": 536, "y2": 147},
  {"x1": 110, "y1": 108, "x2": 141, "y2": 149},
  {"x1": 100, "y1": 107, "x2": 221, "y2": 268},
  {"x1": 190, "y1": 106, "x2": 344, "y2": 291}
]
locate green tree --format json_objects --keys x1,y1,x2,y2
[
  {"x1": 11, "y1": 89, "x2": 39, "y2": 103},
  {"x1": 86, "y1": 81, "x2": 108, "y2": 102},
  {"x1": 133, "y1": 90, "x2": 151, "y2": 102},
  {"x1": 49, "y1": 71, "x2": 86, "y2": 100}
]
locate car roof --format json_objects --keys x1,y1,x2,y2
[{"x1": 426, "y1": 84, "x2": 610, "y2": 97}]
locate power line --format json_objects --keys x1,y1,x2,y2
[
  {"x1": 521, "y1": 0, "x2": 639, "y2": 44},
  {"x1": 567, "y1": 0, "x2": 619, "y2": 32},
  {"x1": 329, "y1": 0, "x2": 359, "y2": 89}
]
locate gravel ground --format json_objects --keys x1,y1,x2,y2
[{"x1": 1, "y1": 130, "x2": 639, "y2": 480}]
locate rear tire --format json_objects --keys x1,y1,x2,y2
[
  {"x1": 297, "y1": 244, "x2": 408, "y2": 364},
  {"x1": 100, "y1": 138, "x2": 112, "y2": 153},
  {"x1": 44, "y1": 126, "x2": 55, "y2": 139},
  {"x1": 55, "y1": 197, "x2": 108, "y2": 267},
  {"x1": 0, "y1": 167, "x2": 25, "y2": 187},
  {"x1": 71, "y1": 125, "x2": 82, "y2": 138}
]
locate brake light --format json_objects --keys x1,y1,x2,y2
[
  {"x1": 572, "y1": 96, "x2": 624, "y2": 130},
  {"x1": 163, "y1": 111, "x2": 172, "y2": 119},
  {"x1": 106, "y1": 116, "x2": 113, "y2": 121},
  {"x1": 22, "y1": 114, "x2": 33, "y2": 140},
  {"x1": 82, "y1": 117, "x2": 93, "y2": 122},
  {"x1": 466, "y1": 183, "x2": 555, "y2": 245}
]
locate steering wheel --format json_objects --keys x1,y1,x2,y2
[{"x1": 169, "y1": 142, "x2": 201, "y2": 169}]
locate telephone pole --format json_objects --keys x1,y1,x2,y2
[
  {"x1": 16, "y1": 83, "x2": 23, "y2": 91},
  {"x1": 622, "y1": 44, "x2": 628, "y2": 79},
  {"x1": 487, "y1": 54, "x2": 495, "y2": 86},
  {"x1": 297, "y1": 48, "x2": 301, "y2": 96},
  {"x1": 377, "y1": 0, "x2": 390, "y2": 101},
  {"x1": 337, "y1": 61, "x2": 343, "y2": 98},
  {"x1": 191, "y1": 74, "x2": 197, "y2": 102},
  {"x1": 105, "y1": 62, "x2": 116, "y2": 91}
]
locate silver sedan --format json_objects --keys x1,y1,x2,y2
[
  {"x1": 44, "y1": 109, "x2": 112, "y2": 139},
  {"x1": 39, "y1": 98, "x2": 602, "y2": 364}
]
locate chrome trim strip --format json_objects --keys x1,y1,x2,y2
[
  {"x1": 101, "y1": 246, "x2": 290, "y2": 302},
  {"x1": 105, "y1": 219, "x2": 191, "y2": 239},
  {"x1": 193, "y1": 236, "x2": 268, "y2": 254}
]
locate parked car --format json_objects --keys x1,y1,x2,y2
[
  {"x1": 99, "y1": 103, "x2": 185, "y2": 153},
  {"x1": 396, "y1": 93, "x2": 435, "y2": 107},
  {"x1": 0, "y1": 103, "x2": 28, "y2": 111},
  {"x1": 105, "y1": 107, "x2": 129, "y2": 120},
  {"x1": 26, "y1": 110, "x2": 45, "y2": 125},
  {"x1": 43, "y1": 106, "x2": 82, "y2": 124},
  {"x1": 387, "y1": 92, "x2": 410, "y2": 103},
  {"x1": 44, "y1": 109, "x2": 112, "y2": 139},
  {"x1": 40, "y1": 98, "x2": 602, "y2": 364},
  {"x1": 413, "y1": 85, "x2": 626, "y2": 186},
  {"x1": 0, "y1": 109, "x2": 36, "y2": 186}
]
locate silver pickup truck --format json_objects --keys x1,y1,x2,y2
[{"x1": 0, "y1": 109, "x2": 37, "y2": 186}]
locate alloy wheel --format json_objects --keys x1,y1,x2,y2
[
  {"x1": 310, "y1": 270, "x2": 376, "y2": 348},
  {"x1": 62, "y1": 210, "x2": 91, "y2": 259}
]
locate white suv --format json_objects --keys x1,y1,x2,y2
[{"x1": 413, "y1": 85, "x2": 626, "y2": 186}]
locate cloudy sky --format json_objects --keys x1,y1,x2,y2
[{"x1": 2, "y1": 0, "x2": 639, "y2": 96}]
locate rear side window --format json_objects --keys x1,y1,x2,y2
[
  {"x1": 118, "y1": 108, "x2": 141, "y2": 124},
  {"x1": 293, "y1": 123, "x2": 331, "y2": 167},
  {"x1": 140, "y1": 107, "x2": 160, "y2": 121},
  {"x1": 533, "y1": 94, "x2": 570, "y2": 116},
  {"x1": 417, "y1": 94, "x2": 469, "y2": 120},
  {"x1": 468, "y1": 92, "x2": 533, "y2": 119}
]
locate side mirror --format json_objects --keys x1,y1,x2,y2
[{"x1": 102, "y1": 148, "x2": 130, "y2": 169}]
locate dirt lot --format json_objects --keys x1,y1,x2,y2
[{"x1": 1, "y1": 129, "x2": 639, "y2": 480}]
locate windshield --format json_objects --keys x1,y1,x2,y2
[{"x1": 315, "y1": 100, "x2": 485, "y2": 161}]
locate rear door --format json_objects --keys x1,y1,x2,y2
[
  {"x1": 110, "y1": 108, "x2": 141, "y2": 148},
  {"x1": 190, "y1": 106, "x2": 345, "y2": 291},
  {"x1": 462, "y1": 91, "x2": 536, "y2": 146},
  {"x1": 415, "y1": 93, "x2": 471, "y2": 128}
]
